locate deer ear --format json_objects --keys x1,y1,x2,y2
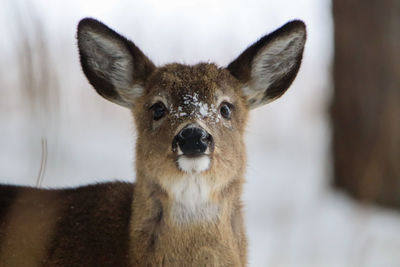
[
  {"x1": 227, "y1": 20, "x2": 306, "y2": 109},
  {"x1": 77, "y1": 18, "x2": 155, "y2": 108}
]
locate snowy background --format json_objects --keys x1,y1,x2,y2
[{"x1": 1, "y1": 0, "x2": 400, "y2": 266}]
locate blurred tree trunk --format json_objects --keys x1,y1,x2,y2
[{"x1": 332, "y1": 0, "x2": 400, "y2": 208}]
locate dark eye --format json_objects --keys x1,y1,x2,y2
[
  {"x1": 220, "y1": 102, "x2": 233, "y2": 119},
  {"x1": 150, "y1": 102, "x2": 166, "y2": 121}
]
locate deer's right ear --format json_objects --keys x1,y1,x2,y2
[
  {"x1": 227, "y1": 20, "x2": 306, "y2": 109},
  {"x1": 77, "y1": 18, "x2": 155, "y2": 108}
]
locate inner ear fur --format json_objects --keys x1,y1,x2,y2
[
  {"x1": 227, "y1": 20, "x2": 306, "y2": 109},
  {"x1": 77, "y1": 18, "x2": 155, "y2": 108}
]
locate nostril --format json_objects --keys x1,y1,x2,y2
[
  {"x1": 200, "y1": 131, "x2": 212, "y2": 145},
  {"x1": 200, "y1": 129, "x2": 207, "y2": 139},
  {"x1": 204, "y1": 133, "x2": 213, "y2": 145}
]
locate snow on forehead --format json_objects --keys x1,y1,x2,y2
[{"x1": 169, "y1": 92, "x2": 221, "y2": 123}]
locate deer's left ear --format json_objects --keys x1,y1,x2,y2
[
  {"x1": 77, "y1": 18, "x2": 155, "y2": 108},
  {"x1": 227, "y1": 20, "x2": 306, "y2": 109}
]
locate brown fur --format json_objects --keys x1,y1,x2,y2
[
  {"x1": 0, "y1": 189, "x2": 60, "y2": 266},
  {"x1": 130, "y1": 63, "x2": 248, "y2": 266},
  {"x1": 0, "y1": 182, "x2": 133, "y2": 267},
  {"x1": 0, "y1": 18, "x2": 306, "y2": 266}
]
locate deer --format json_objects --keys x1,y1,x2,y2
[{"x1": 0, "y1": 18, "x2": 306, "y2": 267}]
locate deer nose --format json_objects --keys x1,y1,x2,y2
[{"x1": 173, "y1": 125, "x2": 213, "y2": 156}]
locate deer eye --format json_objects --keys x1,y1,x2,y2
[
  {"x1": 219, "y1": 102, "x2": 233, "y2": 119},
  {"x1": 150, "y1": 102, "x2": 167, "y2": 121}
]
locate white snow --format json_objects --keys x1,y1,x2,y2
[{"x1": 169, "y1": 93, "x2": 222, "y2": 124}]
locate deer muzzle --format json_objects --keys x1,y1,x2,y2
[{"x1": 172, "y1": 124, "x2": 213, "y2": 157}]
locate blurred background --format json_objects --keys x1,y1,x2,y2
[{"x1": 0, "y1": 0, "x2": 399, "y2": 266}]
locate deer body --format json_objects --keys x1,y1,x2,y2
[{"x1": 0, "y1": 18, "x2": 306, "y2": 266}]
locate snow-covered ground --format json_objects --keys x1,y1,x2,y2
[{"x1": 1, "y1": 0, "x2": 400, "y2": 266}]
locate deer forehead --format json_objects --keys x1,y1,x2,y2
[
  {"x1": 144, "y1": 63, "x2": 240, "y2": 122},
  {"x1": 147, "y1": 64, "x2": 239, "y2": 103}
]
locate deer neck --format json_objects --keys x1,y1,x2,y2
[
  {"x1": 129, "y1": 171, "x2": 245, "y2": 265},
  {"x1": 131, "y1": 171, "x2": 244, "y2": 229}
]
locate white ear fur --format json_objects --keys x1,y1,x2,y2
[
  {"x1": 246, "y1": 31, "x2": 305, "y2": 107},
  {"x1": 227, "y1": 20, "x2": 306, "y2": 109},
  {"x1": 81, "y1": 31, "x2": 137, "y2": 90},
  {"x1": 78, "y1": 18, "x2": 155, "y2": 108},
  {"x1": 79, "y1": 29, "x2": 143, "y2": 106}
]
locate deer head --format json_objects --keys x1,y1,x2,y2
[{"x1": 77, "y1": 18, "x2": 306, "y2": 223}]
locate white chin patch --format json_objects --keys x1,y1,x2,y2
[{"x1": 177, "y1": 155, "x2": 210, "y2": 173}]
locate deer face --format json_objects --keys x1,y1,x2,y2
[
  {"x1": 132, "y1": 63, "x2": 249, "y2": 181},
  {"x1": 77, "y1": 18, "x2": 306, "y2": 209}
]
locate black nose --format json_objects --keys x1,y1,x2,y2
[{"x1": 173, "y1": 126, "x2": 213, "y2": 156}]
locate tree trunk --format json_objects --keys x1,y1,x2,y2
[{"x1": 332, "y1": 0, "x2": 400, "y2": 208}]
